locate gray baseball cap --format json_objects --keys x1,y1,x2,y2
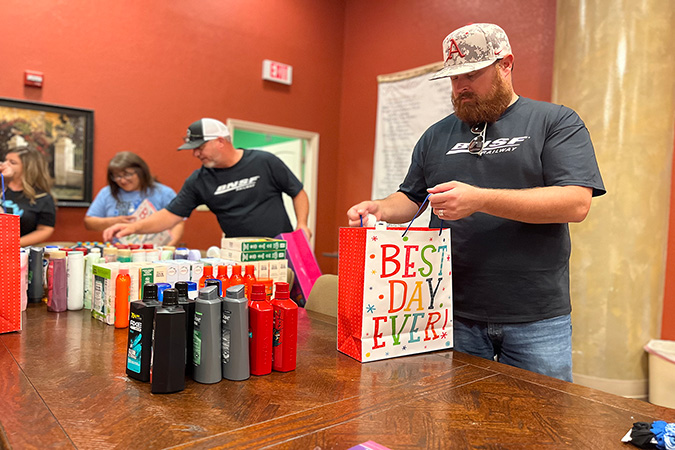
[
  {"x1": 178, "y1": 118, "x2": 230, "y2": 150},
  {"x1": 430, "y1": 23, "x2": 512, "y2": 80}
]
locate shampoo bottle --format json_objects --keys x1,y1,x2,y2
[
  {"x1": 66, "y1": 250, "x2": 84, "y2": 310},
  {"x1": 27, "y1": 247, "x2": 44, "y2": 304},
  {"x1": 229, "y1": 265, "x2": 244, "y2": 289},
  {"x1": 115, "y1": 268, "x2": 131, "y2": 328},
  {"x1": 192, "y1": 285, "x2": 222, "y2": 384},
  {"x1": 205, "y1": 278, "x2": 222, "y2": 296},
  {"x1": 271, "y1": 282, "x2": 298, "y2": 372},
  {"x1": 126, "y1": 284, "x2": 161, "y2": 382},
  {"x1": 222, "y1": 284, "x2": 250, "y2": 381},
  {"x1": 151, "y1": 288, "x2": 186, "y2": 394},
  {"x1": 175, "y1": 281, "x2": 196, "y2": 376},
  {"x1": 243, "y1": 264, "x2": 256, "y2": 299},
  {"x1": 199, "y1": 265, "x2": 214, "y2": 289},
  {"x1": 249, "y1": 283, "x2": 273, "y2": 376},
  {"x1": 48, "y1": 251, "x2": 68, "y2": 312}
]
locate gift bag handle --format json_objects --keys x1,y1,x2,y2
[{"x1": 402, "y1": 193, "x2": 445, "y2": 238}]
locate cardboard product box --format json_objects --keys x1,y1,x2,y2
[
  {"x1": 164, "y1": 261, "x2": 180, "y2": 285},
  {"x1": 257, "y1": 261, "x2": 269, "y2": 281},
  {"x1": 92, "y1": 263, "x2": 120, "y2": 325},
  {"x1": 152, "y1": 263, "x2": 167, "y2": 284},
  {"x1": 173, "y1": 260, "x2": 191, "y2": 282},
  {"x1": 125, "y1": 263, "x2": 143, "y2": 302},
  {"x1": 268, "y1": 259, "x2": 289, "y2": 284},
  {"x1": 221, "y1": 236, "x2": 287, "y2": 252},
  {"x1": 190, "y1": 261, "x2": 204, "y2": 283},
  {"x1": 220, "y1": 249, "x2": 286, "y2": 262}
]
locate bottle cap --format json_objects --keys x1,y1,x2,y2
[
  {"x1": 244, "y1": 264, "x2": 255, "y2": 275},
  {"x1": 226, "y1": 284, "x2": 246, "y2": 299},
  {"x1": 175, "y1": 281, "x2": 188, "y2": 299},
  {"x1": 205, "y1": 279, "x2": 221, "y2": 296},
  {"x1": 156, "y1": 283, "x2": 171, "y2": 302},
  {"x1": 188, "y1": 249, "x2": 202, "y2": 260},
  {"x1": 162, "y1": 288, "x2": 179, "y2": 306},
  {"x1": 203, "y1": 265, "x2": 214, "y2": 275},
  {"x1": 118, "y1": 268, "x2": 129, "y2": 276},
  {"x1": 274, "y1": 282, "x2": 290, "y2": 299},
  {"x1": 250, "y1": 283, "x2": 266, "y2": 301},
  {"x1": 143, "y1": 283, "x2": 158, "y2": 301},
  {"x1": 198, "y1": 285, "x2": 219, "y2": 300}
]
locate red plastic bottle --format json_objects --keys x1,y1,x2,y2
[
  {"x1": 217, "y1": 265, "x2": 230, "y2": 289},
  {"x1": 115, "y1": 268, "x2": 131, "y2": 328},
  {"x1": 271, "y1": 282, "x2": 298, "y2": 372},
  {"x1": 243, "y1": 265, "x2": 257, "y2": 299},
  {"x1": 229, "y1": 265, "x2": 244, "y2": 289},
  {"x1": 199, "y1": 265, "x2": 214, "y2": 289},
  {"x1": 249, "y1": 284, "x2": 273, "y2": 376}
]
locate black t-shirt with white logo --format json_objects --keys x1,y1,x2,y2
[
  {"x1": 2, "y1": 187, "x2": 56, "y2": 236},
  {"x1": 399, "y1": 97, "x2": 606, "y2": 323},
  {"x1": 167, "y1": 149, "x2": 303, "y2": 238}
]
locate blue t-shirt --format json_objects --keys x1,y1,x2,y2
[{"x1": 86, "y1": 183, "x2": 177, "y2": 217}]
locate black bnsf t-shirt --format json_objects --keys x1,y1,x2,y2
[
  {"x1": 399, "y1": 98, "x2": 606, "y2": 323},
  {"x1": 167, "y1": 149, "x2": 303, "y2": 238},
  {"x1": 2, "y1": 188, "x2": 56, "y2": 236}
]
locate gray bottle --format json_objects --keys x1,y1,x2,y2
[
  {"x1": 222, "y1": 284, "x2": 250, "y2": 381},
  {"x1": 192, "y1": 285, "x2": 222, "y2": 384}
]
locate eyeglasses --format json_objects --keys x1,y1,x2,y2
[
  {"x1": 112, "y1": 171, "x2": 137, "y2": 181},
  {"x1": 469, "y1": 122, "x2": 487, "y2": 155}
]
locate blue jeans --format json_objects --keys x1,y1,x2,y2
[{"x1": 453, "y1": 314, "x2": 573, "y2": 382}]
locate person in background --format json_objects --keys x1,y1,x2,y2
[
  {"x1": 0, "y1": 146, "x2": 56, "y2": 247},
  {"x1": 347, "y1": 23, "x2": 605, "y2": 382},
  {"x1": 85, "y1": 151, "x2": 184, "y2": 246},
  {"x1": 103, "y1": 118, "x2": 311, "y2": 243}
]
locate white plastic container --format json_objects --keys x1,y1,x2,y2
[{"x1": 644, "y1": 339, "x2": 675, "y2": 408}]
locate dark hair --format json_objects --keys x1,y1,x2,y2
[{"x1": 107, "y1": 152, "x2": 156, "y2": 201}]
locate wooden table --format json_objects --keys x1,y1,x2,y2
[{"x1": 1, "y1": 304, "x2": 674, "y2": 449}]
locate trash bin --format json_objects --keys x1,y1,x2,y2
[{"x1": 644, "y1": 339, "x2": 675, "y2": 408}]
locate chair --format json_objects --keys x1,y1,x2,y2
[{"x1": 305, "y1": 274, "x2": 337, "y2": 318}]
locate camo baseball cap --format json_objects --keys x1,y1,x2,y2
[{"x1": 430, "y1": 23, "x2": 512, "y2": 80}]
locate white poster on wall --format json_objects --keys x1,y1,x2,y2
[{"x1": 372, "y1": 62, "x2": 454, "y2": 226}]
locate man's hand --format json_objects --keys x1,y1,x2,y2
[
  {"x1": 428, "y1": 181, "x2": 483, "y2": 220},
  {"x1": 103, "y1": 222, "x2": 136, "y2": 242},
  {"x1": 346, "y1": 201, "x2": 381, "y2": 227},
  {"x1": 296, "y1": 224, "x2": 312, "y2": 242}
]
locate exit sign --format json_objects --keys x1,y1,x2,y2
[{"x1": 262, "y1": 59, "x2": 293, "y2": 85}]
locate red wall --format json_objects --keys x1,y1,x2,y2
[{"x1": 0, "y1": 0, "x2": 345, "y2": 273}]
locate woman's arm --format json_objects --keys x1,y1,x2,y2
[
  {"x1": 20, "y1": 224, "x2": 54, "y2": 247},
  {"x1": 84, "y1": 215, "x2": 135, "y2": 231}
]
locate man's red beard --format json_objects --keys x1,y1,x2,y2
[{"x1": 452, "y1": 66, "x2": 514, "y2": 125}]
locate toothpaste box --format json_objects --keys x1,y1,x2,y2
[{"x1": 92, "y1": 263, "x2": 120, "y2": 325}]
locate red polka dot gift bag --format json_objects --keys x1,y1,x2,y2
[
  {"x1": 338, "y1": 221, "x2": 453, "y2": 362},
  {"x1": 0, "y1": 214, "x2": 21, "y2": 334}
]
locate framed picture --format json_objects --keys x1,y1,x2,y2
[{"x1": 0, "y1": 97, "x2": 94, "y2": 207}]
